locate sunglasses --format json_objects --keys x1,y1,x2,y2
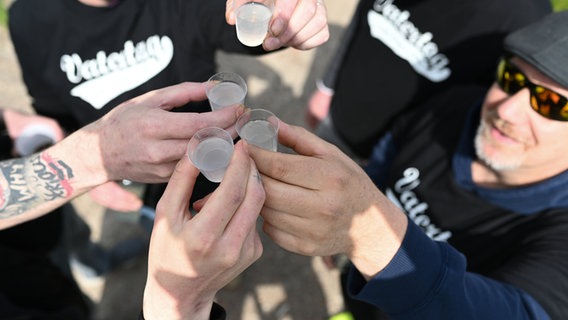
[{"x1": 496, "y1": 57, "x2": 568, "y2": 121}]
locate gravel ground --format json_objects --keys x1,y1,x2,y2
[{"x1": 0, "y1": 1, "x2": 357, "y2": 319}]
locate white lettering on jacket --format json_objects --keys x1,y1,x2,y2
[
  {"x1": 369, "y1": 0, "x2": 450, "y2": 82},
  {"x1": 60, "y1": 35, "x2": 174, "y2": 109},
  {"x1": 386, "y1": 167, "x2": 452, "y2": 241}
]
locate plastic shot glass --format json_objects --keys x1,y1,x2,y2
[
  {"x1": 205, "y1": 72, "x2": 248, "y2": 111},
  {"x1": 233, "y1": 0, "x2": 274, "y2": 47},
  {"x1": 187, "y1": 127, "x2": 234, "y2": 183},
  {"x1": 236, "y1": 108, "x2": 279, "y2": 152}
]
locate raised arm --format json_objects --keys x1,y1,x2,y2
[{"x1": 0, "y1": 82, "x2": 245, "y2": 229}]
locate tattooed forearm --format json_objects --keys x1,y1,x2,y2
[{"x1": 0, "y1": 152, "x2": 74, "y2": 219}]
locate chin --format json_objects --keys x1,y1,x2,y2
[{"x1": 474, "y1": 129, "x2": 522, "y2": 171}]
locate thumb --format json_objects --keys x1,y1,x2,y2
[{"x1": 277, "y1": 120, "x2": 331, "y2": 157}]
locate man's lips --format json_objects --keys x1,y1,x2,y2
[{"x1": 489, "y1": 123, "x2": 520, "y2": 144}]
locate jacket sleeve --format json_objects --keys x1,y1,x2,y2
[{"x1": 346, "y1": 220, "x2": 551, "y2": 320}]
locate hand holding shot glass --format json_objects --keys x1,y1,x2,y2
[
  {"x1": 233, "y1": 0, "x2": 274, "y2": 47},
  {"x1": 236, "y1": 108, "x2": 279, "y2": 152},
  {"x1": 205, "y1": 72, "x2": 248, "y2": 111},
  {"x1": 187, "y1": 127, "x2": 235, "y2": 183}
]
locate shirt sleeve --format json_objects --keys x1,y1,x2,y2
[{"x1": 346, "y1": 220, "x2": 551, "y2": 320}]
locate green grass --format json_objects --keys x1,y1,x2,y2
[
  {"x1": 0, "y1": 2, "x2": 7, "y2": 27},
  {"x1": 552, "y1": 0, "x2": 568, "y2": 11}
]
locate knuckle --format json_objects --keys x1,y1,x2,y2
[
  {"x1": 251, "y1": 181, "x2": 266, "y2": 202},
  {"x1": 156, "y1": 165, "x2": 174, "y2": 180},
  {"x1": 219, "y1": 245, "x2": 242, "y2": 267},
  {"x1": 144, "y1": 149, "x2": 164, "y2": 165},
  {"x1": 227, "y1": 187, "x2": 247, "y2": 207},
  {"x1": 187, "y1": 115, "x2": 208, "y2": 132},
  {"x1": 271, "y1": 159, "x2": 292, "y2": 180},
  {"x1": 219, "y1": 256, "x2": 237, "y2": 270},
  {"x1": 192, "y1": 234, "x2": 217, "y2": 256},
  {"x1": 327, "y1": 169, "x2": 349, "y2": 190},
  {"x1": 305, "y1": 0, "x2": 318, "y2": 17}
]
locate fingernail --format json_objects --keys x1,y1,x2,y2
[
  {"x1": 270, "y1": 18, "x2": 285, "y2": 36},
  {"x1": 264, "y1": 37, "x2": 280, "y2": 51}
]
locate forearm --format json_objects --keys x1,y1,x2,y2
[
  {"x1": 347, "y1": 191, "x2": 408, "y2": 281},
  {"x1": 0, "y1": 127, "x2": 108, "y2": 229}
]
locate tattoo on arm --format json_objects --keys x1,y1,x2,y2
[{"x1": 0, "y1": 152, "x2": 74, "y2": 219}]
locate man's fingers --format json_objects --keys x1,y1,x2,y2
[
  {"x1": 270, "y1": 0, "x2": 296, "y2": 35},
  {"x1": 277, "y1": 121, "x2": 334, "y2": 157},
  {"x1": 169, "y1": 104, "x2": 244, "y2": 136},
  {"x1": 265, "y1": 0, "x2": 329, "y2": 50},
  {"x1": 155, "y1": 155, "x2": 199, "y2": 226},
  {"x1": 288, "y1": 15, "x2": 329, "y2": 50},
  {"x1": 197, "y1": 142, "x2": 254, "y2": 235},
  {"x1": 248, "y1": 122, "x2": 342, "y2": 189},
  {"x1": 274, "y1": 0, "x2": 316, "y2": 43},
  {"x1": 261, "y1": 216, "x2": 305, "y2": 254},
  {"x1": 260, "y1": 172, "x2": 319, "y2": 214},
  {"x1": 145, "y1": 103, "x2": 244, "y2": 141},
  {"x1": 121, "y1": 82, "x2": 207, "y2": 110},
  {"x1": 224, "y1": 158, "x2": 265, "y2": 247},
  {"x1": 248, "y1": 147, "x2": 323, "y2": 190}
]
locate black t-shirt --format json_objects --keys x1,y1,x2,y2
[
  {"x1": 9, "y1": 0, "x2": 265, "y2": 132},
  {"x1": 329, "y1": 0, "x2": 551, "y2": 158}
]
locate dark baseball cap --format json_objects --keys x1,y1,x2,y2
[{"x1": 504, "y1": 10, "x2": 568, "y2": 88}]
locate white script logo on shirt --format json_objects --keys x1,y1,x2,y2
[
  {"x1": 368, "y1": 0, "x2": 450, "y2": 82},
  {"x1": 60, "y1": 35, "x2": 174, "y2": 109},
  {"x1": 385, "y1": 167, "x2": 452, "y2": 241}
]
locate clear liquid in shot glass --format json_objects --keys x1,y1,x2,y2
[
  {"x1": 236, "y1": 2, "x2": 272, "y2": 47},
  {"x1": 207, "y1": 82, "x2": 246, "y2": 110},
  {"x1": 239, "y1": 119, "x2": 278, "y2": 151},
  {"x1": 193, "y1": 137, "x2": 234, "y2": 182}
]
